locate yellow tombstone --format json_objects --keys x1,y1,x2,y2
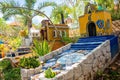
[{"x1": 79, "y1": 3, "x2": 112, "y2": 37}]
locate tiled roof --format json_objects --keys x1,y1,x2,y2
[{"x1": 112, "y1": 20, "x2": 120, "y2": 33}]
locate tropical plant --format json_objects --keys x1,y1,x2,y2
[
  {"x1": 0, "y1": 59, "x2": 12, "y2": 72},
  {"x1": 0, "y1": 0, "x2": 57, "y2": 32},
  {"x1": 8, "y1": 37, "x2": 22, "y2": 51},
  {"x1": 50, "y1": 0, "x2": 84, "y2": 23},
  {"x1": 94, "y1": 0, "x2": 120, "y2": 20},
  {"x1": 0, "y1": 18, "x2": 9, "y2": 36},
  {"x1": 61, "y1": 36, "x2": 72, "y2": 44},
  {"x1": 45, "y1": 68, "x2": 56, "y2": 78},
  {"x1": 63, "y1": 0, "x2": 85, "y2": 22},
  {"x1": 111, "y1": 9, "x2": 120, "y2": 20},
  {"x1": 0, "y1": 0, "x2": 64, "y2": 40},
  {"x1": 95, "y1": 0, "x2": 114, "y2": 11},
  {"x1": 32, "y1": 40, "x2": 51, "y2": 56},
  {"x1": 50, "y1": 4, "x2": 72, "y2": 24},
  {"x1": 0, "y1": 59, "x2": 21, "y2": 80},
  {"x1": 4, "y1": 68, "x2": 21, "y2": 80},
  {"x1": 19, "y1": 57, "x2": 40, "y2": 69}
]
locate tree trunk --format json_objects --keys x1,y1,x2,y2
[
  {"x1": 60, "y1": 13, "x2": 65, "y2": 24},
  {"x1": 28, "y1": 19, "x2": 32, "y2": 33}
]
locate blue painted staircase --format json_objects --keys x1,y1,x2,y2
[{"x1": 70, "y1": 35, "x2": 119, "y2": 58}]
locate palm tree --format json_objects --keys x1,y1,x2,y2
[
  {"x1": 50, "y1": 4, "x2": 72, "y2": 24},
  {"x1": 0, "y1": 18, "x2": 8, "y2": 35},
  {"x1": 0, "y1": 0, "x2": 65, "y2": 40},
  {"x1": 64, "y1": 0, "x2": 84, "y2": 22},
  {"x1": 0, "y1": 0, "x2": 57, "y2": 32}
]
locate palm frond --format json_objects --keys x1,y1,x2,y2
[
  {"x1": 3, "y1": 9, "x2": 23, "y2": 20},
  {"x1": 37, "y1": 2, "x2": 57, "y2": 10},
  {"x1": 0, "y1": 0, "x2": 32, "y2": 20},
  {"x1": 25, "y1": 0, "x2": 36, "y2": 9}
]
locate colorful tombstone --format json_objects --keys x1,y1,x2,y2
[{"x1": 79, "y1": 3, "x2": 112, "y2": 37}]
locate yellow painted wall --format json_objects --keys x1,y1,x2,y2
[
  {"x1": 79, "y1": 11, "x2": 112, "y2": 37},
  {"x1": 47, "y1": 25, "x2": 69, "y2": 41}
]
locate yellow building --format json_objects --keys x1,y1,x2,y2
[
  {"x1": 79, "y1": 3, "x2": 112, "y2": 37},
  {"x1": 41, "y1": 20, "x2": 69, "y2": 41},
  {"x1": 40, "y1": 20, "x2": 69, "y2": 50}
]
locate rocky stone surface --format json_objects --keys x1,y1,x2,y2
[
  {"x1": 33, "y1": 40, "x2": 111, "y2": 80},
  {"x1": 21, "y1": 66, "x2": 41, "y2": 80}
]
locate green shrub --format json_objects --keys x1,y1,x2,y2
[
  {"x1": 0, "y1": 59, "x2": 12, "y2": 72},
  {"x1": 61, "y1": 36, "x2": 72, "y2": 44},
  {"x1": 45, "y1": 68, "x2": 56, "y2": 78},
  {"x1": 32, "y1": 40, "x2": 51, "y2": 56},
  {"x1": 4, "y1": 68, "x2": 21, "y2": 80},
  {"x1": 111, "y1": 10, "x2": 120, "y2": 21},
  {"x1": 19, "y1": 57, "x2": 40, "y2": 69},
  {"x1": 61, "y1": 36, "x2": 79, "y2": 44},
  {"x1": 0, "y1": 59, "x2": 21, "y2": 80}
]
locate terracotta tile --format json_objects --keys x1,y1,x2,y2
[{"x1": 112, "y1": 20, "x2": 120, "y2": 33}]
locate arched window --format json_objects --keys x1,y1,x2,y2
[
  {"x1": 62, "y1": 30, "x2": 66, "y2": 37},
  {"x1": 53, "y1": 30, "x2": 57, "y2": 38},
  {"x1": 59, "y1": 30, "x2": 62, "y2": 37}
]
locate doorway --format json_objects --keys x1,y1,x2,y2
[{"x1": 88, "y1": 22, "x2": 96, "y2": 36}]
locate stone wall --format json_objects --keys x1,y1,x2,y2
[
  {"x1": 22, "y1": 43, "x2": 72, "y2": 80},
  {"x1": 37, "y1": 40, "x2": 111, "y2": 80}
]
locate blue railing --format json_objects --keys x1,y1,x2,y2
[{"x1": 109, "y1": 36, "x2": 119, "y2": 58}]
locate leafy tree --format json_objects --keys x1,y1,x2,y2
[
  {"x1": 0, "y1": 18, "x2": 7, "y2": 34},
  {"x1": 95, "y1": 0, "x2": 120, "y2": 20},
  {"x1": 64, "y1": 0, "x2": 84, "y2": 22},
  {"x1": 0, "y1": 0, "x2": 57, "y2": 32},
  {"x1": 0, "y1": 0, "x2": 65, "y2": 41},
  {"x1": 95, "y1": 0, "x2": 114, "y2": 11},
  {"x1": 111, "y1": 7, "x2": 120, "y2": 20},
  {"x1": 51, "y1": 0, "x2": 85, "y2": 24},
  {"x1": 50, "y1": 4, "x2": 72, "y2": 24}
]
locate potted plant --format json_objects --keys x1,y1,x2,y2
[
  {"x1": 44, "y1": 68, "x2": 56, "y2": 78},
  {"x1": 20, "y1": 57, "x2": 41, "y2": 80},
  {"x1": 32, "y1": 40, "x2": 51, "y2": 62},
  {"x1": 61, "y1": 36, "x2": 72, "y2": 45}
]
